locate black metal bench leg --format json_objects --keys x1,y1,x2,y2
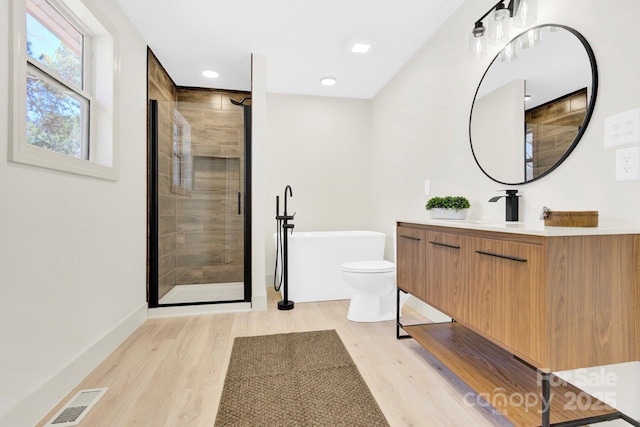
[
  {"x1": 541, "y1": 371, "x2": 550, "y2": 427},
  {"x1": 396, "y1": 287, "x2": 411, "y2": 339}
]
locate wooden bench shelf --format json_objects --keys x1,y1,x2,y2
[{"x1": 404, "y1": 323, "x2": 619, "y2": 427}]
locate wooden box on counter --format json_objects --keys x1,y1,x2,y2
[{"x1": 544, "y1": 210, "x2": 599, "y2": 227}]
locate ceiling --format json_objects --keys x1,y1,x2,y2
[{"x1": 116, "y1": 0, "x2": 465, "y2": 99}]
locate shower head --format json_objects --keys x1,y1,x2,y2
[{"x1": 230, "y1": 97, "x2": 252, "y2": 106}]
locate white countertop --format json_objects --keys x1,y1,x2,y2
[{"x1": 398, "y1": 219, "x2": 640, "y2": 237}]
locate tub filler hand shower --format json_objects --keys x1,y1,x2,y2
[{"x1": 274, "y1": 185, "x2": 295, "y2": 310}]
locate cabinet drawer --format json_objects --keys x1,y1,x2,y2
[
  {"x1": 424, "y1": 231, "x2": 468, "y2": 322},
  {"x1": 468, "y1": 238, "x2": 545, "y2": 365},
  {"x1": 397, "y1": 227, "x2": 426, "y2": 300}
]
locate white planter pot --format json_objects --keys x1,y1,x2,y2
[{"x1": 428, "y1": 208, "x2": 468, "y2": 220}]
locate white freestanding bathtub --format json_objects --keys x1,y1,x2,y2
[{"x1": 275, "y1": 230, "x2": 386, "y2": 303}]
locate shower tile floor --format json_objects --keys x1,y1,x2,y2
[{"x1": 159, "y1": 282, "x2": 244, "y2": 305}]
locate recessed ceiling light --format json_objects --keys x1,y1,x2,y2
[
  {"x1": 202, "y1": 70, "x2": 219, "y2": 78},
  {"x1": 346, "y1": 38, "x2": 377, "y2": 55},
  {"x1": 320, "y1": 77, "x2": 337, "y2": 86},
  {"x1": 351, "y1": 43, "x2": 371, "y2": 54}
]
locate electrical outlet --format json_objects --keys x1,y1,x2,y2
[
  {"x1": 616, "y1": 146, "x2": 640, "y2": 181},
  {"x1": 604, "y1": 108, "x2": 640, "y2": 147}
]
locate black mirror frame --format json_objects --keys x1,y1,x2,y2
[{"x1": 469, "y1": 24, "x2": 598, "y2": 186}]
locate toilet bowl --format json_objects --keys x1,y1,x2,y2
[{"x1": 341, "y1": 260, "x2": 406, "y2": 322}]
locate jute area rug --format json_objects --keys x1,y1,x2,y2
[{"x1": 214, "y1": 329, "x2": 389, "y2": 426}]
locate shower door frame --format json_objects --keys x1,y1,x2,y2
[{"x1": 148, "y1": 98, "x2": 252, "y2": 308}]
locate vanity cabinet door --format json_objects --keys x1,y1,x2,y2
[
  {"x1": 424, "y1": 231, "x2": 469, "y2": 322},
  {"x1": 396, "y1": 226, "x2": 426, "y2": 300},
  {"x1": 468, "y1": 238, "x2": 545, "y2": 365}
]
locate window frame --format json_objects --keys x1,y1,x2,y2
[{"x1": 9, "y1": 0, "x2": 119, "y2": 181}]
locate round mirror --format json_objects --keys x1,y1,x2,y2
[{"x1": 469, "y1": 25, "x2": 598, "y2": 185}]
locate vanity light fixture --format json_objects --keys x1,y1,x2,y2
[
  {"x1": 202, "y1": 70, "x2": 219, "y2": 78},
  {"x1": 469, "y1": 0, "x2": 537, "y2": 58},
  {"x1": 320, "y1": 76, "x2": 337, "y2": 86},
  {"x1": 469, "y1": 22, "x2": 488, "y2": 59},
  {"x1": 512, "y1": 0, "x2": 537, "y2": 28},
  {"x1": 487, "y1": 2, "x2": 511, "y2": 46}
]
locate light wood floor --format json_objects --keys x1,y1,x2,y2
[{"x1": 38, "y1": 289, "x2": 507, "y2": 427}]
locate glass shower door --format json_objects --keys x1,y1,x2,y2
[{"x1": 149, "y1": 92, "x2": 251, "y2": 307}]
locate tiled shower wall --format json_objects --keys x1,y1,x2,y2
[
  {"x1": 147, "y1": 49, "x2": 248, "y2": 299},
  {"x1": 174, "y1": 88, "x2": 246, "y2": 286},
  {"x1": 527, "y1": 89, "x2": 587, "y2": 179}
]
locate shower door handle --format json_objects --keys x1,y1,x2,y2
[{"x1": 237, "y1": 192, "x2": 241, "y2": 215}]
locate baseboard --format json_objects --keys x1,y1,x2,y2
[
  {"x1": 406, "y1": 296, "x2": 452, "y2": 323},
  {"x1": 0, "y1": 303, "x2": 147, "y2": 427},
  {"x1": 148, "y1": 302, "x2": 252, "y2": 318}
]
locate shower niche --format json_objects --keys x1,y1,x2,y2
[
  {"x1": 147, "y1": 49, "x2": 251, "y2": 307},
  {"x1": 192, "y1": 156, "x2": 240, "y2": 192}
]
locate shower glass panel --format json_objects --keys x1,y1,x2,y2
[{"x1": 149, "y1": 91, "x2": 251, "y2": 307}]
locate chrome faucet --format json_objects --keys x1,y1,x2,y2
[{"x1": 489, "y1": 189, "x2": 520, "y2": 222}]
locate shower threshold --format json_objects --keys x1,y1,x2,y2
[{"x1": 159, "y1": 282, "x2": 244, "y2": 305}]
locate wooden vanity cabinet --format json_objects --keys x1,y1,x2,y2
[{"x1": 397, "y1": 222, "x2": 639, "y2": 371}]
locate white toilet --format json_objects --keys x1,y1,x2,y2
[{"x1": 341, "y1": 260, "x2": 399, "y2": 322}]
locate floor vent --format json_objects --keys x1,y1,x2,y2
[{"x1": 46, "y1": 388, "x2": 108, "y2": 426}]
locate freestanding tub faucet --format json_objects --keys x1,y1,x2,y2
[
  {"x1": 489, "y1": 189, "x2": 520, "y2": 222},
  {"x1": 275, "y1": 185, "x2": 295, "y2": 311}
]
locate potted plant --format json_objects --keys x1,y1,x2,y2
[{"x1": 426, "y1": 196, "x2": 470, "y2": 220}]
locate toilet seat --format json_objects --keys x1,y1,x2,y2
[{"x1": 341, "y1": 260, "x2": 395, "y2": 274}]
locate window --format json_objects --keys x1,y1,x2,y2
[
  {"x1": 26, "y1": 0, "x2": 89, "y2": 159},
  {"x1": 9, "y1": 0, "x2": 118, "y2": 180}
]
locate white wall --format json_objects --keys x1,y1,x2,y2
[
  {"x1": 265, "y1": 94, "x2": 373, "y2": 282},
  {"x1": 0, "y1": 0, "x2": 148, "y2": 424},
  {"x1": 371, "y1": 0, "x2": 640, "y2": 254},
  {"x1": 251, "y1": 54, "x2": 268, "y2": 310}
]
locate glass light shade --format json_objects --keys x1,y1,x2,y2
[
  {"x1": 468, "y1": 24, "x2": 487, "y2": 59},
  {"x1": 487, "y1": 6, "x2": 510, "y2": 46},
  {"x1": 513, "y1": 0, "x2": 537, "y2": 28},
  {"x1": 499, "y1": 41, "x2": 518, "y2": 63},
  {"x1": 518, "y1": 28, "x2": 542, "y2": 49}
]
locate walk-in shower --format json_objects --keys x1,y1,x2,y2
[{"x1": 148, "y1": 86, "x2": 252, "y2": 307}]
